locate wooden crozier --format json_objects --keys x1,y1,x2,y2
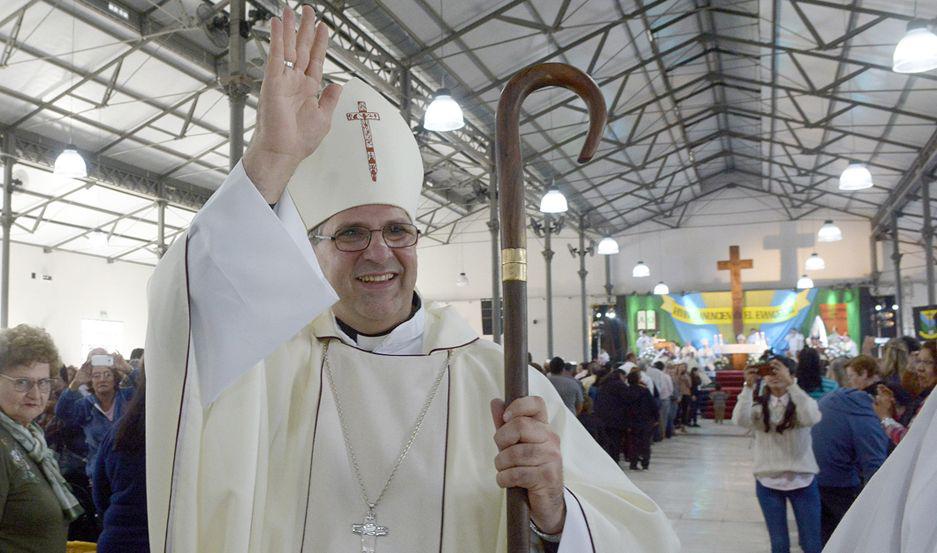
[{"x1": 495, "y1": 63, "x2": 607, "y2": 553}]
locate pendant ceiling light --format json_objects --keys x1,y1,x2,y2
[
  {"x1": 632, "y1": 260, "x2": 650, "y2": 278},
  {"x1": 423, "y1": 88, "x2": 465, "y2": 132},
  {"x1": 893, "y1": 20, "x2": 937, "y2": 74},
  {"x1": 596, "y1": 237, "x2": 619, "y2": 255},
  {"x1": 54, "y1": 144, "x2": 87, "y2": 179},
  {"x1": 653, "y1": 281, "x2": 670, "y2": 295},
  {"x1": 817, "y1": 220, "x2": 843, "y2": 242},
  {"x1": 839, "y1": 163, "x2": 873, "y2": 191},
  {"x1": 539, "y1": 188, "x2": 568, "y2": 213},
  {"x1": 797, "y1": 274, "x2": 814, "y2": 290},
  {"x1": 805, "y1": 252, "x2": 826, "y2": 271},
  {"x1": 455, "y1": 271, "x2": 469, "y2": 287},
  {"x1": 88, "y1": 230, "x2": 108, "y2": 250}
]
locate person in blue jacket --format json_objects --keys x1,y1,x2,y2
[
  {"x1": 810, "y1": 354, "x2": 889, "y2": 546},
  {"x1": 55, "y1": 350, "x2": 134, "y2": 479},
  {"x1": 93, "y1": 370, "x2": 148, "y2": 553}
]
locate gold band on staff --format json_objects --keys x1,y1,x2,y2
[{"x1": 501, "y1": 248, "x2": 527, "y2": 282}]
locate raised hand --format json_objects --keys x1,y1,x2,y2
[
  {"x1": 242, "y1": 5, "x2": 343, "y2": 203},
  {"x1": 874, "y1": 384, "x2": 896, "y2": 420},
  {"x1": 70, "y1": 363, "x2": 92, "y2": 390}
]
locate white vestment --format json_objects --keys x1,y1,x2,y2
[
  {"x1": 824, "y1": 389, "x2": 937, "y2": 553},
  {"x1": 635, "y1": 335, "x2": 653, "y2": 353},
  {"x1": 145, "y1": 162, "x2": 680, "y2": 553}
]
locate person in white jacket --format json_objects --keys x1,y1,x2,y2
[{"x1": 732, "y1": 354, "x2": 822, "y2": 553}]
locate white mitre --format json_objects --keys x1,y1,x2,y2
[{"x1": 286, "y1": 78, "x2": 424, "y2": 229}]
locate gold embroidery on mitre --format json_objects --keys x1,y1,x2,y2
[{"x1": 346, "y1": 100, "x2": 381, "y2": 182}]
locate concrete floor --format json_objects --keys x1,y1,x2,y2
[{"x1": 626, "y1": 420, "x2": 805, "y2": 553}]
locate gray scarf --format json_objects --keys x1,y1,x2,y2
[{"x1": 0, "y1": 410, "x2": 84, "y2": 522}]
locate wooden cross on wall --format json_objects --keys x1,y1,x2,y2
[{"x1": 717, "y1": 245, "x2": 753, "y2": 338}]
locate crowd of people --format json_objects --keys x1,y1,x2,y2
[
  {"x1": 0, "y1": 324, "x2": 148, "y2": 552},
  {"x1": 541, "y1": 332, "x2": 935, "y2": 553},
  {"x1": 732, "y1": 336, "x2": 935, "y2": 553},
  {"x1": 540, "y1": 351, "x2": 711, "y2": 472},
  {"x1": 2, "y1": 315, "x2": 933, "y2": 553}
]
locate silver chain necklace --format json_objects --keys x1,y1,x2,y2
[{"x1": 322, "y1": 341, "x2": 451, "y2": 553}]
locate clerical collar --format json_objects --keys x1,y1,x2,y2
[{"x1": 335, "y1": 293, "x2": 422, "y2": 343}]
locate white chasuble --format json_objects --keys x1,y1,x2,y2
[
  {"x1": 304, "y1": 342, "x2": 449, "y2": 553},
  {"x1": 144, "y1": 160, "x2": 680, "y2": 553}
]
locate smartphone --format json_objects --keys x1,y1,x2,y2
[
  {"x1": 90, "y1": 354, "x2": 115, "y2": 367},
  {"x1": 752, "y1": 363, "x2": 774, "y2": 377}
]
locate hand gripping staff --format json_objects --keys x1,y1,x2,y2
[{"x1": 495, "y1": 62, "x2": 607, "y2": 553}]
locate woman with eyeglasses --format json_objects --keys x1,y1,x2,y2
[
  {"x1": 0, "y1": 324, "x2": 84, "y2": 552},
  {"x1": 55, "y1": 348, "x2": 135, "y2": 480}
]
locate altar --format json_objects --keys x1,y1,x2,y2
[{"x1": 719, "y1": 343, "x2": 767, "y2": 370}]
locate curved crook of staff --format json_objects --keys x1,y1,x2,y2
[{"x1": 495, "y1": 62, "x2": 607, "y2": 553}]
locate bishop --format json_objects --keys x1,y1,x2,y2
[{"x1": 145, "y1": 6, "x2": 679, "y2": 553}]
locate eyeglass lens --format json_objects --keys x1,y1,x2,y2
[
  {"x1": 8, "y1": 377, "x2": 53, "y2": 393},
  {"x1": 334, "y1": 223, "x2": 418, "y2": 252}
]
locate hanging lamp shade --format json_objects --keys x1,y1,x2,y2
[
  {"x1": 632, "y1": 260, "x2": 650, "y2": 278},
  {"x1": 423, "y1": 88, "x2": 465, "y2": 131},
  {"x1": 817, "y1": 220, "x2": 843, "y2": 242},
  {"x1": 797, "y1": 274, "x2": 814, "y2": 290},
  {"x1": 653, "y1": 281, "x2": 670, "y2": 295},
  {"x1": 893, "y1": 20, "x2": 937, "y2": 74},
  {"x1": 88, "y1": 231, "x2": 108, "y2": 250},
  {"x1": 455, "y1": 271, "x2": 469, "y2": 287},
  {"x1": 539, "y1": 189, "x2": 568, "y2": 213},
  {"x1": 54, "y1": 145, "x2": 87, "y2": 178},
  {"x1": 596, "y1": 237, "x2": 619, "y2": 255},
  {"x1": 839, "y1": 163, "x2": 873, "y2": 191},
  {"x1": 805, "y1": 252, "x2": 826, "y2": 271}
]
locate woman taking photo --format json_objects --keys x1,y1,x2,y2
[
  {"x1": 0, "y1": 324, "x2": 83, "y2": 552},
  {"x1": 55, "y1": 349, "x2": 135, "y2": 479},
  {"x1": 94, "y1": 369, "x2": 148, "y2": 553},
  {"x1": 732, "y1": 355, "x2": 822, "y2": 553}
]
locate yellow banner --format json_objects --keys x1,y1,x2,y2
[{"x1": 659, "y1": 291, "x2": 812, "y2": 325}]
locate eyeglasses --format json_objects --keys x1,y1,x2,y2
[
  {"x1": 312, "y1": 223, "x2": 420, "y2": 252},
  {"x1": 0, "y1": 374, "x2": 55, "y2": 394}
]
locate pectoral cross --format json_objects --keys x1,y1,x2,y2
[
  {"x1": 351, "y1": 508, "x2": 388, "y2": 553},
  {"x1": 346, "y1": 101, "x2": 382, "y2": 182}
]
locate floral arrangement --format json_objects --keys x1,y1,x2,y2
[
  {"x1": 824, "y1": 341, "x2": 852, "y2": 361},
  {"x1": 639, "y1": 347, "x2": 658, "y2": 364}
]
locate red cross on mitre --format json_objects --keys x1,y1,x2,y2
[{"x1": 346, "y1": 101, "x2": 381, "y2": 182}]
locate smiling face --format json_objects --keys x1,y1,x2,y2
[
  {"x1": 0, "y1": 362, "x2": 52, "y2": 426},
  {"x1": 313, "y1": 204, "x2": 418, "y2": 335}
]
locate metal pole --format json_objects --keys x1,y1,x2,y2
[
  {"x1": 869, "y1": 234, "x2": 879, "y2": 288},
  {"x1": 1, "y1": 132, "x2": 13, "y2": 329},
  {"x1": 488, "y1": 144, "x2": 501, "y2": 344},
  {"x1": 400, "y1": 68, "x2": 412, "y2": 125},
  {"x1": 227, "y1": 0, "x2": 248, "y2": 169},
  {"x1": 577, "y1": 219, "x2": 588, "y2": 363},
  {"x1": 892, "y1": 212, "x2": 904, "y2": 335},
  {"x1": 156, "y1": 199, "x2": 167, "y2": 259},
  {"x1": 923, "y1": 179, "x2": 935, "y2": 305},
  {"x1": 604, "y1": 254, "x2": 613, "y2": 301},
  {"x1": 543, "y1": 216, "x2": 554, "y2": 358}
]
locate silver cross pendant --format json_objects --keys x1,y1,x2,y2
[{"x1": 352, "y1": 507, "x2": 388, "y2": 553}]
